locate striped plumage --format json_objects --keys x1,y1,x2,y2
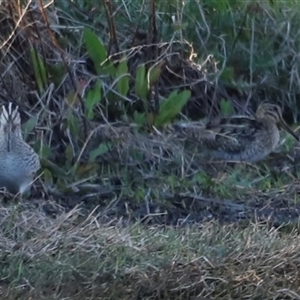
[
  {"x1": 0, "y1": 103, "x2": 40, "y2": 194},
  {"x1": 173, "y1": 103, "x2": 299, "y2": 163}
]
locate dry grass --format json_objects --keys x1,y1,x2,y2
[{"x1": 1, "y1": 201, "x2": 300, "y2": 299}]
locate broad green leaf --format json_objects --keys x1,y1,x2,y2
[
  {"x1": 147, "y1": 112, "x2": 154, "y2": 127},
  {"x1": 83, "y1": 28, "x2": 106, "y2": 74},
  {"x1": 148, "y1": 63, "x2": 164, "y2": 86},
  {"x1": 43, "y1": 169, "x2": 53, "y2": 187},
  {"x1": 172, "y1": 22, "x2": 188, "y2": 31},
  {"x1": 155, "y1": 90, "x2": 191, "y2": 127},
  {"x1": 47, "y1": 63, "x2": 65, "y2": 86},
  {"x1": 133, "y1": 111, "x2": 147, "y2": 126},
  {"x1": 69, "y1": 163, "x2": 79, "y2": 176},
  {"x1": 88, "y1": 142, "x2": 112, "y2": 162},
  {"x1": 220, "y1": 99, "x2": 234, "y2": 115},
  {"x1": 86, "y1": 79, "x2": 102, "y2": 120},
  {"x1": 39, "y1": 144, "x2": 52, "y2": 159},
  {"x1": 30, "y1": 48, "x2": 47, "y2": 94},
  {"x1": 83, "y1": 28, "x2": 115, "y2": 76},
  {"x1": 135, "y1": 65, "x2": 148, "y2": 100},
  {"x1": 22, "y1": 116, "x2": 38, "y2": 140},
  {"x1": 65, "y1": 144, "x2": 75, "y2": 167},
  {"x1": 33, "y1": 139, "x2": 42, "y2": 156},
  {"x1": 67, "y1": 111, "x2": 80, "y2": 136},
  {"x1": 220, "y1": 66, "x2": 235, "y2": 82},
  {"x1": 116, "y1": 59, "x2": 130, "y2": 96},
  {"x1": 40, "y1": 157, "x2": 67, "y2": 178}
]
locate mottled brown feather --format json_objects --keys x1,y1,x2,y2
[{"x1": 173, "y1": 103, "x2": 299, "y2": 162}]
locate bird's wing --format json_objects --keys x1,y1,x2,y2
[{"x1": 204, "y1": 116, "x2": 263, "y2": 153}]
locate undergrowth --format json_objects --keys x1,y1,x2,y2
[{"x1": 0, "y1": 0, "x2": 300, "y2": 299}]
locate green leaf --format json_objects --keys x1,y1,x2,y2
[
  {"x1": 30, "y1": 48, "x2": 47, "y2": 94},
  {"x1": 88, "y1": 142, "x2": 112, "y2": 162},
  {"x1": 69, "y1": 163, "x2": 79, "y2": 177},
  {"x1": 133, "y1": 111, "x2": 147, "y2": 126},
  {"x1": 220, "y1": 99, "x2": 234, "y2": 115},
  {"x1": 135, "y1": 65, "x2": 148, "y2": 100},
  {"x1": 116, "y1": 59, "x2": 130, "y2": 96},
  {"x1": 66, "y1": 111, "x2": 81, "y2": 136},
  {"x1": 22, "y1": 116, "x2": 38, "y2": 140},
  {"x1": 155, "y1": 90, "x2": 191, "y2": 127},
  {"x1": 220, "y1": 66, "x2": 235, "y2": 82},
  {"x1": 172, "y1": 22, "x2": 188, "y2": 31},
  {"x1": 86, "y1": 79, "x2": 102, "y2": 120},
  {"x1": 83, "y1": 28, "x2": 115, "y2": 76},
  {"x1": 65, "y1": 144, "x2": 75, "y2": 168},
  {"x1": 47, "y1": 63, "x2": 65, "y2": 86},
  {"x1": 148, "y1": 63, "x2": 163, "y2": 86},
  {"x1": 43, "y1": 169, "x2": 53, "y2": 187},
  {"x1": 39, "y1": 144, "x2": 52, "y2": 159},
  {"x1": 40, "y1": 157, "x2": 67, "y2": 178}
]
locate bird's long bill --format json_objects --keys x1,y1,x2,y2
[{"x1": 279, "y1": 117, "x2": 300, "y2": 141}]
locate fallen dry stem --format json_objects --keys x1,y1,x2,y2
[{"x1": 0, "y1": 202, "x2": 300, "y2": 299}]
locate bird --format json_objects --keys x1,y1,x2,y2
[
  {"x1": 0, "y1": 103, "x2": 40, "y2": 194},
  {"x1": 172, "y1": 103, "x2": 300, "y2": 163}
]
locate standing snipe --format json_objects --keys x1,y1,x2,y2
[
  {"x1": 0, "y1": 103, "x2": 40, "y2": 194},
  {"x1": 173, "y1": 103, "x2": 299, "y2": 163}
]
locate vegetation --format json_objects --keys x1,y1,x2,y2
[{"x1": 1, "y1": 0, "x2": 300, "y2": 299}]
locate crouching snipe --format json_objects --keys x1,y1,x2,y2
[{"x1": 174, "y1": 103, "x2": 299, "y2": 163}]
